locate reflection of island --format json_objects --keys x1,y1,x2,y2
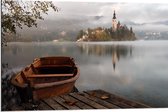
[
  {"x1": 112, "y1": 47, "x2": 119, "y2": 71},
  {"x1": 78, "y1": 43, "x2": 132, "y2": 56},
  {"x1": 77, "y1": 43, "x2": 133, "y2": 71},
  {"x1": 77, "y1": 10, "x2": 136, "y2": 42}
]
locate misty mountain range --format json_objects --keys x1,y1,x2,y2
[
  {"x1": 124, "y1": 20, "x2": 168, "y2": 26},
  {"x1": 15, "y1": 18, "x2": 168, "y2": 42}
]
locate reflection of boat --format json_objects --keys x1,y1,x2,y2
[{"x1": 11, "y1": 57, "x2": 80, "y2": 102}]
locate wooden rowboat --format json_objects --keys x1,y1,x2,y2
[{"x1": 11, "y1": 56, "x2": 80, "y2": 102}]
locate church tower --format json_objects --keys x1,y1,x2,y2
[{"x1": 112, "y1": 10, "x2": 117, "y2": 31}]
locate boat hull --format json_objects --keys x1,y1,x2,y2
[
  {"x1": 32, "y1": 81, "x2": 75, "y2": 100},
  {"x1": 11, "y1": 56, "x2": 80, "y2": 102},
  {"x1": 15, "y1": 80, "x2": 76, "y2": 101}
]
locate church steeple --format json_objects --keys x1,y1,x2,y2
[
  {"x1": 113, "y1": 10, "x2": 116, "y2": 19},
  {"x1": 112, "y1": 10, "x2": 117, "y2": 31}
]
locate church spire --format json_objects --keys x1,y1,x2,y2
[
  {"x1": 112, "y1": 10, "x2": 117, "y2": 31},
  {"x1": 113, "y1": 10, "x2": 116, "y2": 19}
]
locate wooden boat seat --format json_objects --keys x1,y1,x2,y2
[
  {"x1": 27, "y1": 74, "x2": 74, "y2": 78},
  {"x1": 35, "y1": 65, "x2": 74, "y2": 68}
]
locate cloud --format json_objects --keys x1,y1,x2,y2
[{"x1": 39, "y1": 2, "x2": 168, "y2": 33}]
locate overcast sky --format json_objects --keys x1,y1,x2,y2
[{"x1": 42, "y1": 2, "x2": 168, "y2": 32}]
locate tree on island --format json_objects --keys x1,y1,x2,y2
[
  {"x1": 1, "y1": 0, "x2": 58, "y2": 46},
  {"x1": 76, "y1": 25, "x2": 136, "y2": 42}
]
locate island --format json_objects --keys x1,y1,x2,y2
[{"x1": 77, "y1": 11, "x2": 136, "y2": 42}]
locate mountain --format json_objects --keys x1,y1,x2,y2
[
  {"x1": 123, "y1": 20, "x2": 168, "y2": 26},
  {"x1": 6, "y1": 18, "x2": 168, "y2": 42}
]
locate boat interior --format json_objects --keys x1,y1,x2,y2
[{"x1": 13, "y1": 57, "x2": 78, "y2": 87}]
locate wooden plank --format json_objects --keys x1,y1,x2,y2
[
  {"x1": 85, "y1": 90, "x2": 133, "y2": 108},
  {"x1": 60, "y1": 94, "x2": 93, "y2": 109},
  {"x1": 36, "y1": 65, "x2": 73, "y2": 68},
  {"x1": 27, "y1": 74, "x2": 73, "y2": 78},
  {"x1": 86, "y1": 90, "x2": 150, "y2": 108},
  {"x1": 10, "y1": 89, "x2": 151, "y2": 111},
  {"x1": 53, "y1": 96, "x2": 80, "y2": 110},
  {"x1": 83, "y1": 92, "x2": 120, "y2": 109},
  {"x1": 43, "y1": 98, "x2": 66, "y2": 110},
  {"x1": 69, "y1": 92, "x2": 107, "y2": 109},
  {"x1": 37, "y1": 101, "x2": 53, "y2": 110},
  {"x1": 95, "y1": 90, "x2": 150, "y2": 108}
]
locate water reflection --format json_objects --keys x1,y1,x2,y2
[
  {"x1": 2, "y1": 41, "x2": 168, "y2": 108},
  {"x1": 77, "y1": 43, "x2": 133, "y2": 71},
  {"x1": 78, "y1": 43, "x2": 132, "y2": 56},
  {"x1": 112, "y1": 46, "x2": 120, "y2": 71}
]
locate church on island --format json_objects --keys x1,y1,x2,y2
[
  {"x1": 112, "y1": 10, "x2": 118, "y2": 32},
  {"x1": 77, "y1": 10, "x2": 136, "y2": 42}
]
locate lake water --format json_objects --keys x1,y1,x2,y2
[{"x1": 2, "y1": 40, "x2": 168, "y2": 108}]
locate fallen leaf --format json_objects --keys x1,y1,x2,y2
[
  {"x1": 64, "y1": 100, "x2": 77, "y2": 106},
  {"x1": 101, "y1": 95, "x2": 109, "y2": 100}
]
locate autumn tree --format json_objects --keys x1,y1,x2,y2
[
  {"x1": 77, "y1": 30, "x2": 84, "y2": 40},
  {"x1": 1, "y1": 0, "x2": 58, "y2": 46}
]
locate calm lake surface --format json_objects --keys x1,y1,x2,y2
[{"x1": 2, "y1": 40, "x2": 168, "y2": 108}]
